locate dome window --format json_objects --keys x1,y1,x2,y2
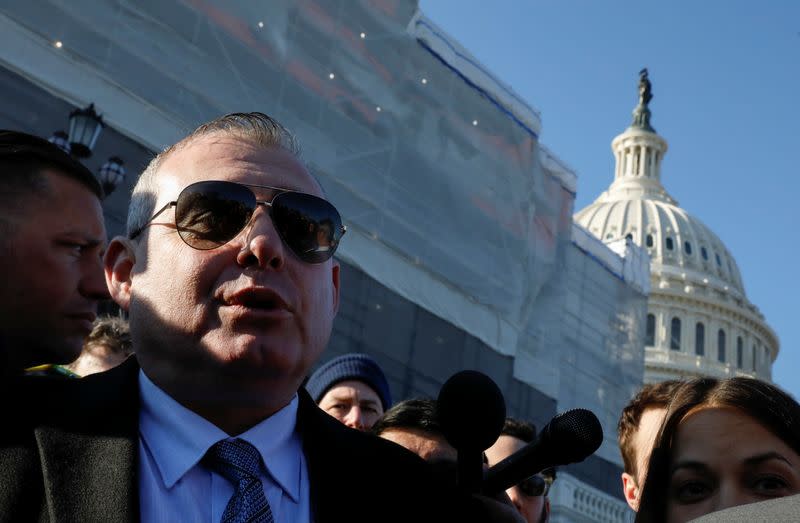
[
  {"x1": 715, "y1": 253, "x2": 722, "y2": 266},
  {"x1": 701, "y1": 247, "x2": 708, "y2": 260},
  {"x1": 646, "y1": 234, "x2": 654, "y2": 248},
  {"x1": 670, "y1": 317, "x2": 681, "y2": 351},
  {"x1": 684, "y1": 241, "x2": 692, "y2": 255},
  {"x1": 645, "y1": 314, "x2": 656, "y2": 346},
  {"x1": 736, "y1": 337, "x2": 743, "y2": 369},
  {"x1": 695, "y1": 322, "x2": 705, "y2": 356},
  {"x1": 665, "y1": 237, "x2": 674, "y2": 251}
]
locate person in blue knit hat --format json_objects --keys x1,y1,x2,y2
[{"x1": 306, "y1": 352, "x2": 392, "y2": 431}]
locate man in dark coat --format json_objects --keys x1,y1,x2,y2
[
  {"x1": 0, "y1": 113, "x2": 521, "y2": 523},
  {"x1": 1, "y1": 357, "x2": 446, "y2": 522}
]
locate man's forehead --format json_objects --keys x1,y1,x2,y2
[
  {"x1": 157, "y1": 175, "x2": 183, "y2": 201},
  {"x1": 382, "y1": 428, "x2": 456, "y2": 461},
  {"x1": 487, "y1": 434, "x2": 525, "y2": 462},
  {"x1": 633, "y1": 407, "x2": 667, "y2": 459},
  {"x1": 156, "y1": 134, "x2": 320, "y2": 198},
  {"x1": 638, "y1": 407, "x2": 667, "y2": 433},
  {"x1": 43, "y1": 170, "x2": 106, "y2": 233},
  {"x1": 327, "y1": 381, "x2": 380, "y2": 401}
]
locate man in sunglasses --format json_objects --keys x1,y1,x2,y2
[
  {"x1": 485, "y1": 418, "x2": 555, "y2": 523},
  {"x1": 0, "y1": 113, "x2": 525, "y2": 522},
  {"x1": 0, "y1": 130, "x2": 108, "y2": 380}
]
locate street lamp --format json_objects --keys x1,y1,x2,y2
[
  {"x1": 67, "y1": 103, "x2": 103, "y2": 158},
  {"x1": 98, "y1": 156, "x2": 126, "y2": 196},
  {"x1": 47, "y1": 103, "x2": 127, "y2": 197},
  {"x1": 47, "y1": 130, "x2": 71, "y2": 155}
]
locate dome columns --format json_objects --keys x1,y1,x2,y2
[
  {"x1": 610, "y1": 130, "x2": 668, "y2": 197},
  {"x1": 643, "y1": 292, "x2": 777, "y2": 382}
]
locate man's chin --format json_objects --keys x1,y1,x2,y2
[
  {"x1": 214, "y1": 334, "x2": 305, "y2": 370},
  {"x1": 36, "y1": 338, "x2": 83, "y2": 367}
]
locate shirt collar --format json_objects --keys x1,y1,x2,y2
[{"x1": 138, "y1": 370, "x2": 302, "y2": 502}]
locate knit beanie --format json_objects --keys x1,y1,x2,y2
[{"x1": 305, "y1": 353, "x2": 392, "y2": 410}]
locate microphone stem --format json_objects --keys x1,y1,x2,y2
[{"x1": 456, "y1": 450, "x2": 484, "y2": 494}]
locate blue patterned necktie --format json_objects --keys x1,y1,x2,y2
[{"x1": 204, "y1": 438, "x2": 275, "y2": 523}]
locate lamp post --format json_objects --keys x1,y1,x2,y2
[
  {"x1": 47, "y1": 103, "x2": 126, "y2": 197},
  {"x1": 47, "y1": 130, "x2": 72, "y2": 155},
  {"x1": 98, "y1": 156, "x2": 126, "y2": 196},
  {"x1": 67, "y1": 103, "x2": 103, "y2": 158}
]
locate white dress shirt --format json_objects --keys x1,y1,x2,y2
[{"x1": 138, "y1": 371, "x2": 311, "y2": 522}]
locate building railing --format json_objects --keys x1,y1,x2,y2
[
  {"x1": 549, "y1": 473, "x2": 633, "y2": 523},
  {"x1": 645, "y1": 348, "x2": 759, "y2": 380}
]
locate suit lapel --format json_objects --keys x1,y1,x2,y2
[
  {"x1": 298, "y1": 390, "x2": 350, "y2": 522},
  {"x1": 36, "y1": 425, "x2": 138, "y2": 521},
  {"x1": 36, "y1": 357, "x2": 141, "y2": 522}
]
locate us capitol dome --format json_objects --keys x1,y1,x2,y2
[{"x1": 574, "y1": 69, "x2": 778, "y2": 383}]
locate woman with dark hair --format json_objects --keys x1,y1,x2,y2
[{"x1": 635, "y1": 376, "x2": 800, "y2": 523}]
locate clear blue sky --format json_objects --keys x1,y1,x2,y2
[{"x1": 420, "y1": 0, "x2": 800, "y2": 398}]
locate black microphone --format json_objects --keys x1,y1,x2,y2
[
  {"x1": 437, "y1": 370, "x2": 506, "y2": 494},
  {"x1": 483, "y1": 408, "x2": 603, "y2": 495}
]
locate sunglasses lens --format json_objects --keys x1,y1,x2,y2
[
  {"x1": 175, "y1": 181, "x2": 255, "y2": 250},
  {"x1": 271, "y1": 191, "x2": 343, "y2": 263},
  {"x1": 173, "y1": 181, "x2": 344, "y2": 262},
  {"x1": 518, "y1": 475, "x2": 547, "y2": 497}
]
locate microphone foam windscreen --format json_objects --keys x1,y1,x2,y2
[
  {"x1": 546, "y1": 408, "x2": 604, "y2": 463},
  {"x1": 437, "y1": 370, "x2": 507, "y2": 452}
]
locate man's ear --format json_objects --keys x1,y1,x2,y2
[
  {"x1": 621, "y1": 472, "x2": 640, "y2": 511},
  {"x1": 105, "y1": 236, "x2": 137, "y2": 311},
  {"x1": 330, "y1": 260, "x2": 341, "y2": 315}
]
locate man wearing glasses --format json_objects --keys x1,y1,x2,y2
[
  {"x1": 485, "y1": 418, "x2": 555, "y2": 523},
  {"x1": 1, "y1": 113, "x2": 525, "y2": 522}
]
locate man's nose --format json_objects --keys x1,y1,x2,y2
[
  {"x1": 343, "y1": 406, "x2": 365, "y2": 430},
  {"x1": 81, "y1": 254, "x2": 111, "y2": 300},
  {"x1": 236, "y1": 207, "x2": 286, "y2": 270}
]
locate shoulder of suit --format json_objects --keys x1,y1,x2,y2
[{"x1": 6, "y1": 356, "x2": 140, "y2": 433}]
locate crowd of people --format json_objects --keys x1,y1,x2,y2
[{"x1": 1, "y1": 113, "x2": 799, "y2": 522}]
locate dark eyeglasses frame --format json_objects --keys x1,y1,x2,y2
[
  {"x1": 517, "y1": 473, "x2": 552, "y2": 498},
  {"x1": 129, "y1": 181, "x2": 346, "y2": 259}
]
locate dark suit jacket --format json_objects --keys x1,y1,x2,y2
[{"x1": 0, "y1": 358, "x2": 448, "y2": 522}]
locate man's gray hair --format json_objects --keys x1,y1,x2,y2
[{"x1": 126, "y1": 112, "x2": 301, "y2": 237}]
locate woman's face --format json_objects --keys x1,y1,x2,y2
[{"x1": 666, "y1": 406, "x2": 800, "y2": 522}]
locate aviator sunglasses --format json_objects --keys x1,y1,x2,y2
[{"x1": 130, "y1": 180, "x2": 346, "y2": 263}]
